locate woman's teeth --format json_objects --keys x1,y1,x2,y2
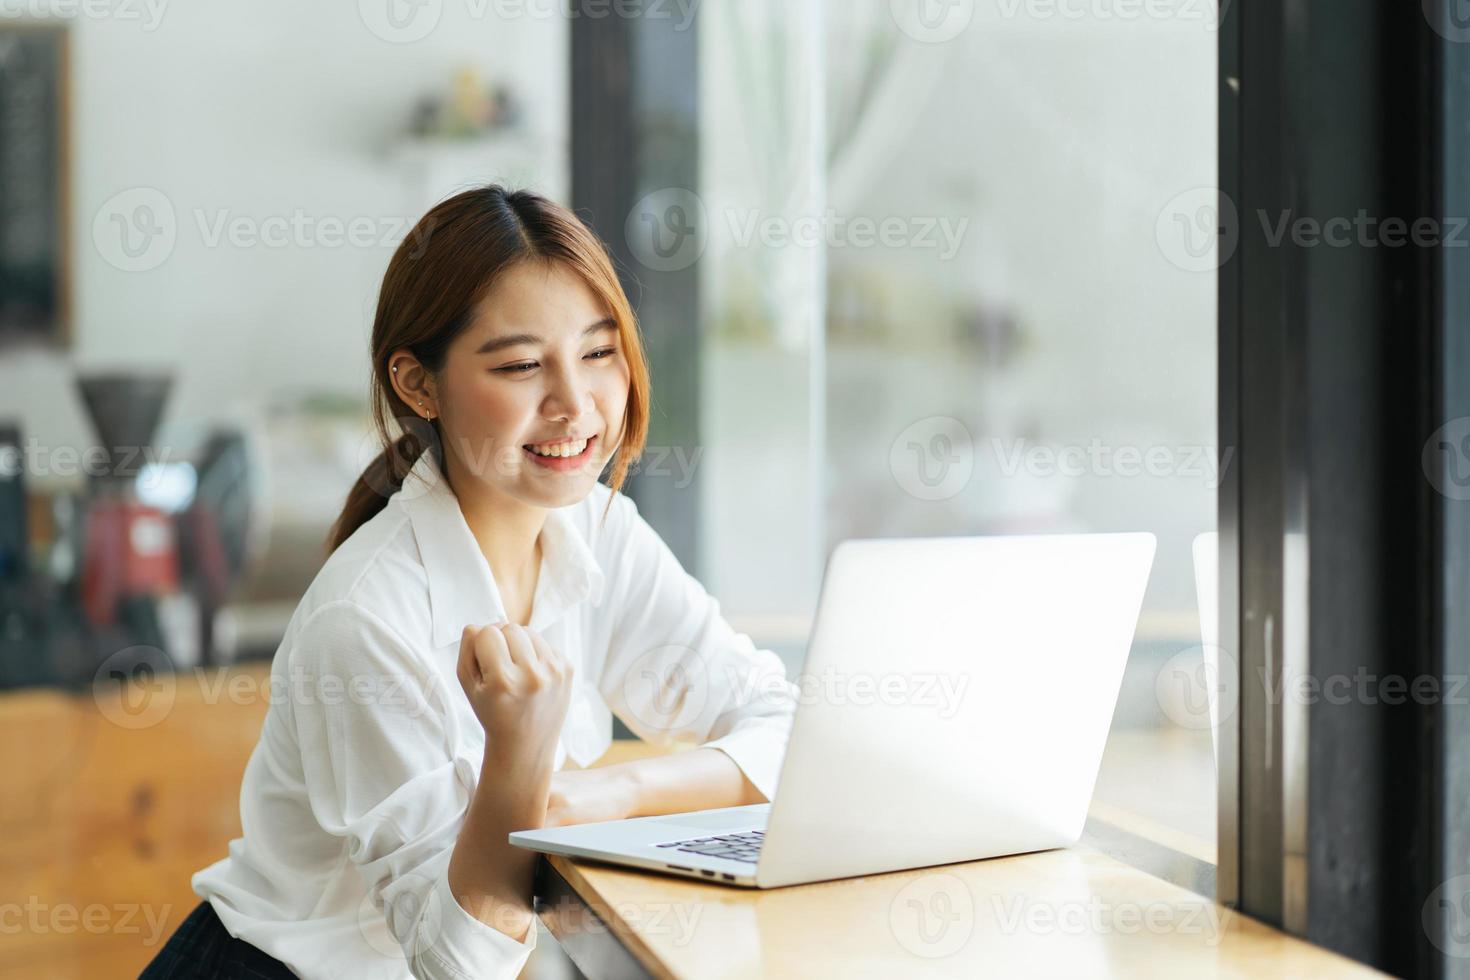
[{"x1": 526, "y1": 438, "x2": 589, "y2": 458}]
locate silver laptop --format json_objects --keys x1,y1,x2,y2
[{"x1": 510, "y1": 531, "x2": 1156, "y2": 889}]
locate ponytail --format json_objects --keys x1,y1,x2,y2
[{"x1": 327, "y1": 416, "x2": 439, "y2": 553}]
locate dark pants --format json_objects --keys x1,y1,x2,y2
[{"x1": 139, "y1": 900, "x2": 298, "y2": 979}]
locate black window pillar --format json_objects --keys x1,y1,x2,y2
[{"x1": 570, "y1": 4, "x2": 702, "y2": 571}]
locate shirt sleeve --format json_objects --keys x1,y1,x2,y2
[
  {"x1": 596, "y1": 492, "x2": 799, "y2": 802},
  {"x1": 289, "y1": 600, "x2": 537, "y2": 980}
]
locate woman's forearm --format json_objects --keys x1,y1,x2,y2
[
  {"x1": 446, "y1": 747, "x2": 554, "y2": 942},
  {"x1": 617, "y1": 747, "x2": 766, "y2": 817}
]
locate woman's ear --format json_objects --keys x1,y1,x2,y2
[{"x1": 387, "y1": 350, "x2": 439, "y2": 421}]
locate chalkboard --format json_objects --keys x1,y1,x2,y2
[{"x1": 0, "y1": 25, "x2": 68, "y2": 345}]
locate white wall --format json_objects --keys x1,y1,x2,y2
[{"x1": 4, "y1": 2, "x2": 568, "y2": 483}]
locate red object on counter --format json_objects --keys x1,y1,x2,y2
[{"x1": 80, "y1": 498, "x2": 180, "y2": 627}]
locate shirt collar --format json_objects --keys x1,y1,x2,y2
[{"x1": 398, "y1": 449, "x2": 606, "y2": 649}]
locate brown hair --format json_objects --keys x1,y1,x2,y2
[{"x1": 327, "y1": 185, "x2": 650, "y2": 552}]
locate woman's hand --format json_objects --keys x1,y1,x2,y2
[
  {"x1": 544, "y1": 766, "x2": 641, "y2": 828},
  {"x1": 457, "y1": 622, "x2": 574, "y2": 771}
]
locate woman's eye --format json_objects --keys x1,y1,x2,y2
[{"x1": 495, "y1": 348, "x2": 615, "y2": 374}]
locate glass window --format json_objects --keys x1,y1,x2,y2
[{"x1": 699, "y1": 0, "x2": 1220, "y2": 874}]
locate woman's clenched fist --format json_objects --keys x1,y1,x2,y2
[{"x1": 456, "y1": 621, "x2": 574, "y2": 768}]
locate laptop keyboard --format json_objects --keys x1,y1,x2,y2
[{"x1": 654, "y1": 829, "x2": 764, "y2": 863}]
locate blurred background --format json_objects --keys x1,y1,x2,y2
[{"x1": 0, "y1": 1, "x2": 1220, "y2": 975}]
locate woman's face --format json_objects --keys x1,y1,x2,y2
[{"x1": 433, "y1": 259, "x2": 630, "y2": 510}]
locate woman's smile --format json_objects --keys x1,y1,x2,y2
[{"x1": 523, "y1": 433, "x2": 598, "y2": 472}]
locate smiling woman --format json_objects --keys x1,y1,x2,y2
[{"x1": 139, "y1": 186, "x2": 800, "y2": 980}]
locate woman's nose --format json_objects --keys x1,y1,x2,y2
[{"x1": 542, "y1": 370, "x2": 593, "y2": 421}]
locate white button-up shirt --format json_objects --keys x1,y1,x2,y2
[{"x1": 193, "y1": 448, "x2": 798, "y2": 979}]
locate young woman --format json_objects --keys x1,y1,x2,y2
[{"x1": 141, "y1": 186, "x2": 798, "y2": 979}]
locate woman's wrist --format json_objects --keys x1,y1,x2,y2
[
  {"x1": 482, "y1": 736, "x2": 557, "y2": 780},
  {"x1": 479, "y1": 743, "x2": 556, "y2": 821},
  {"x1": 610, "y1": 748, "x2": 757, "y2": 818},
  {"x1": 612, "y1": 761, "x2": 649, "y2": 818}
]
